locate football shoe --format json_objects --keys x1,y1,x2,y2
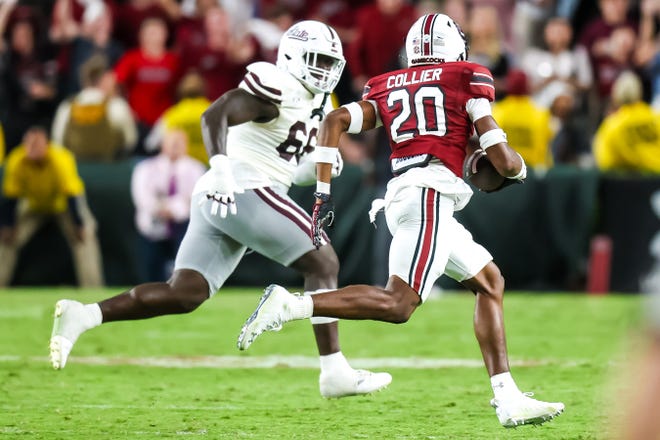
[
  {"x1": 49, "y1": 300, "x2": 91, "y2": 369},
  {"x1": 490, "y1": 392, "x2": 564, "y2": 428},
  {"x1": 319, "y1": 369, "x2": 392, "y2": 398}
]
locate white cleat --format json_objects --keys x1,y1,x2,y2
[
  {"x1": 490, "y1": 392, "x2": 565, "y2": 428},
  {"x1": 237, "y1": 284, "x2": 298, "y2": 350},
  {"x1": 320, "y1": 369, "x2": 393, "y2": 398},
  {"x1": 49, "y1": 299, "x2": 87, "y2": 370}
]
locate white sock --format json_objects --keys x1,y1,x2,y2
[
  {"x1": 304, "y1": 289, "x2": 338, "y2": 324},
  {"x1": 319, "y1": 351, "x2": 351, "y2": 374},
  {"x1": 85, "y1": 303, "x2": 103, "y2": 329},
  {"x1": 291, "y1": 295, "x2": 313, "y2": 320},
  {"x1": 490, "y1": 372, "x2": 521, "y2": 400}
]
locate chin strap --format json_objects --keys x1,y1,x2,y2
[{"x1": 311, "y1": 92, "x2": 330, "y2": 121}]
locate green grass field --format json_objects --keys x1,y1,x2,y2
[{"x1": 0, "y1": 288, "x2": 644, "y2": 439}]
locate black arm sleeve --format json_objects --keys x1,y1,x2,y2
[
  {"x1": 0, "y1": 197, "x2": 17, "y2": 227},
  {"x1": 67, "y1": 196, "x2": 83, "y2": 227}
]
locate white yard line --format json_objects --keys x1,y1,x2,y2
[{"x1": 0, "y1": 355, "x2": 584, "y2": 368}]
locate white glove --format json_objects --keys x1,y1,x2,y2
[
  {"x1": 206, "y1": 154, "x2": 243, "y2": 217},
  {"x1": 292, "y1": 149, "x2": 343, "y2": 186},
  {"x1": 332, "y1": 150, "x2": 343, "y2": 178}
]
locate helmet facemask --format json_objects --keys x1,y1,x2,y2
[
  {"x1": 277, "y1": 21, "x2": 346, "y2": 95},
  {"x1": 301, "y1": 51, "x2": 345, "y2": 94}
]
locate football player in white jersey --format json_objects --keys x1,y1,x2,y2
[{"x1": 49, "y1": 20, "x2": 392, "y2": 398}]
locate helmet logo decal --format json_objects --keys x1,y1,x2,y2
[
  {"x1": 287, "y1": 27, "x2": 309, "y2": 41},
  {"x1": 421, "y1": 14, "x2": 437, "y2": 56}
]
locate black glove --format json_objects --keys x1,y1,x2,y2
[{"x1": 311, "y1": 192, "x2": 334, "y2": 249}]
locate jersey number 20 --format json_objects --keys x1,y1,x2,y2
[{"x1": 387, "y1": 86, "x2": 447, "y2": 143}]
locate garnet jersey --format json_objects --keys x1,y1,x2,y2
[{"x1": 363, "y1": 61, "x2": 495, "y2": 177}]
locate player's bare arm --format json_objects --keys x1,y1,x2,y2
[
  {"x1": 473, "y1": 115, "x2": 524, "y2": 179},
  {"x1": 315, "y1": 101, "x2": 377, "y2": 185},
  {"x1": 200, "y1": 89, "x2": 280, "y2": 217},
  {"x1": 310, "y1": 101, "x2": 378, "y2": 248},
  {"x1": 201, "y1": 89, "x2": 279, "y2": 157}
]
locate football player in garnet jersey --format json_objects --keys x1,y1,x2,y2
[
  {"x1": 49, "y1": 20, "x2": 392, "y2": 398},
  {"x1": 239, "y1": 14, "x2": 565, "y2": 427}
]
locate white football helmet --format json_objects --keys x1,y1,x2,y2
[
  {"x1": 276, "y1": 20, "x2": 346, "y2": 94},
  {"x1": 404, "y1": 14, "x2": 468, "y2": 67}
]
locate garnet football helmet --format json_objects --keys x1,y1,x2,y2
[
  {"x1": 276, "y1": 21, "x2": 346, "y2": 94},
  {"x1": 404, "y1": 13, "x2": 469, "y2": 66}
]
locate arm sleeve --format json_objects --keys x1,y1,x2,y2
[
  {"x1": 67, "y1": 196, "x2": 83, "y2": 226},
  {"x1": 465, "y1": 98, "x2": 493, "y2": 123},
  {"x1": 0, "y1": 197, "x2": 17, "y2": 227}
]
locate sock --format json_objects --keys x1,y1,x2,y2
[
  {"x1": 85, "y1": 303, "x2": 103, "y2": 329},
  {"x1": 319, "y1": 351, "x2": 351, "y2": 374},
  {"x1": 304, "y1": 289, "x2": 338, "y2": 324},
  {"x1": 291, "y1": 295, "x2": 313, "y2": 320},
  {"x1": 490, "y1": 372, "x2": 521, "y2": 400},
  {"x1": 58, "y1": 301, "x2": 102, "y2": 344}
]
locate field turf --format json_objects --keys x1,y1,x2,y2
[{"x1": 0, "y1": 288, "x2": 644, "y2": 439}]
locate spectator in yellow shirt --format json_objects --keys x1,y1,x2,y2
[
  {"x1": 593, "y1": 71, "x2": 660, "y2": 173},
  {"x1": 492, "y1": 70, "x2": 554, "y2": 168},
  {"x1": 145, "y1": 72, "x2": 211, "y2": 165},
  {"x1": 0, "y1": 126, "x2": 104, "y2": 287}
]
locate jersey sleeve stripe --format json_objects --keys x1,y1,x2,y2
[
  {"x1": 244, "y1": 72, "x2": 283, "y2": 104},
  {"x1": 469, "y1": 81, "x2": 495, "y2": 90},
  {"x1": 470, "y1": 73, "x2": 494, "y2": 85}
]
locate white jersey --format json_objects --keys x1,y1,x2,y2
[{"x1": 227, "y1": 62, "x2": 331, "y2": 190}]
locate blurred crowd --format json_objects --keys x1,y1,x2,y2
[
  {"x1": 0, "y1": 0, "x2": 659, "y2": 285},
  {"x1": 0, "y1": 0, "x2": 657, "y2": 170}
]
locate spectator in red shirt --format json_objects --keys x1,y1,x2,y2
[
  {"x1": 114, "y1": 17, "x2": 180, "y2": 155},
  {"x1": 179, "y1": 6, "x2": 256, "y2": 100},
  {"x1": 347, "y1": 0, "x2": 417, "y2": 96}
]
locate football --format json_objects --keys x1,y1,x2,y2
[{"x1": 463, "y1": 149, "x2": 505, "y2": 192}]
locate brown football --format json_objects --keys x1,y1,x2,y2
[{"x1": 463, "y1": 149, "x2": 505, "y2": 192}]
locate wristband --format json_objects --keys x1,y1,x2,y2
[
  {"x1": 316, "y1": 181, "x2": 331, "y2": 194},
  {"x1": 507, "y1": 153, "x2": 527, "y2": 180},
  {"x1": 343, "y1": 102, "x2": 363, "y2": 134},
  {"x1": 209, "y1": 154, "x2": 229, "y2": 170},
  {"x1": 314, "y1": 146, "x2": 337, "y2": 163},
  {"x1": 479, "y1": 128, "x2": 507, "y2": 150}
]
